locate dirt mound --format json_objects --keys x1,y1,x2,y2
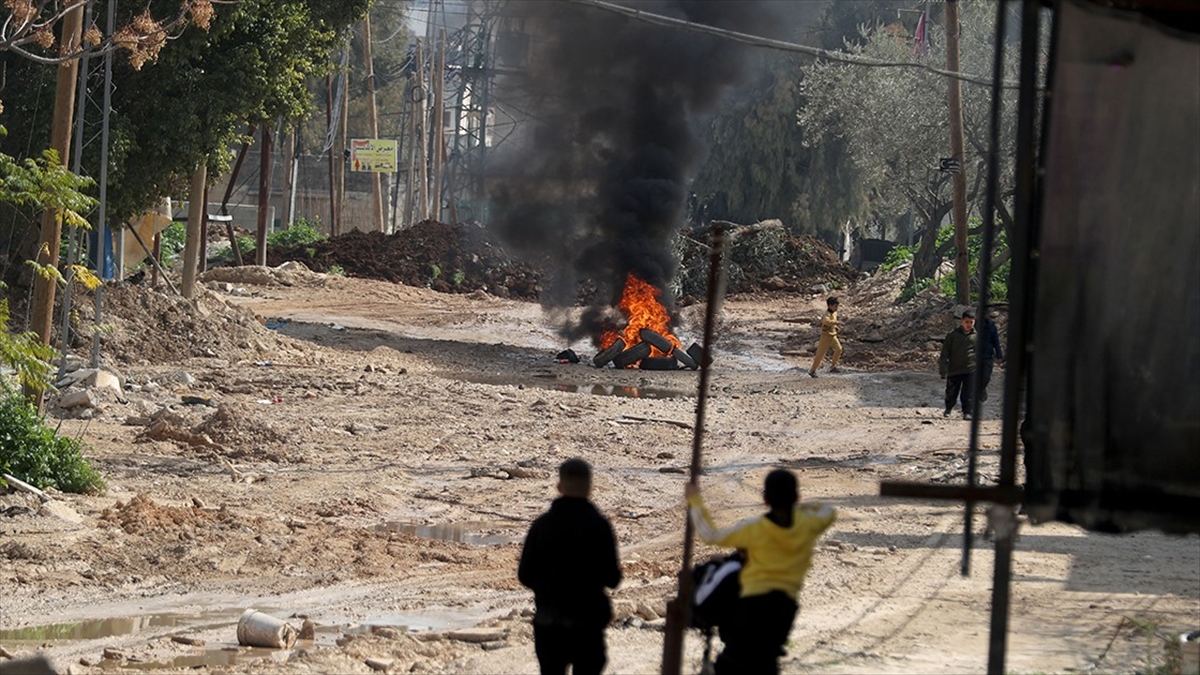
[
  {"x1": 194, "y1": 403, "x2": 290, "y2": 452},
  {"x1": 683, "y1": 223, "x2": 862, "y2": 296},
  {"x1": 267, "y1": 220, "x2": 542, "y2": 300},
  {"x1": 99, "y1": 493, "x2": 230, "y2": 535},
  {"x1": 266, "y1": 218, "x2": 860, "y2": 305},
  {"x1": 66, "y1": 282, "x2": 304, "y2": 366}
]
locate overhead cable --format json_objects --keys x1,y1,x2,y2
[{"x1": 563, "y1": 0, "x2": 1017, "y2": 89}]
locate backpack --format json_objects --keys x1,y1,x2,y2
[{"x1": 689, "y1": 552, "x2": 743, "y2": 630}]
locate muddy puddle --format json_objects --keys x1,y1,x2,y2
[
  {"x1": 375, "y1": 521, "x2": 522, "y2": 546},
  {"x1": 451, "y1": 372, "x2": 695, "y2": 399},
  {"x1": 0, "y1": 602, "x2": 491, "y2": 670}
]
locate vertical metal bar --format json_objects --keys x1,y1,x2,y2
[
  {"x1": 92, "y1": 0, "x2": 115, "y2": 369},
  {"x1": 661, "y1": 223, "x2": 726, "y2": 675},
  {"x1": 58, "y1": 0, "x2": 93, "y2": 381},
  {"x1": 986, "y1": 1, "x2": 1045, "y2": 672},
  {"x1": 963, "y1": 0, "x2": 1010, "y2": 577}
]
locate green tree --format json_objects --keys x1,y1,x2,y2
[{"x1": 798, "y1": 0, "x2": 1031, "y2": 290}]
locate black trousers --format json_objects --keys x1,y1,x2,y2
[
  {"x1": 533, "y1": 623, "x2": 606, "y2": 675},
  {"x1": 980, "y1": 359, "x2": 995, "y2": 400},
  {"x1": 714, "y1": 591, "x2": 798, "y2": 675},
  {"x1": 945, "y1": 372, "x2": 974, "y2": 414}
]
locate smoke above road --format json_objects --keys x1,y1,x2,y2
[{"x1": 486, "y1": 0, "x2": 784, "y2": 342}]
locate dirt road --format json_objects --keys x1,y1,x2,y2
[{"x1": 1, "y1": 270, "x2": 1196, "y2": 674}]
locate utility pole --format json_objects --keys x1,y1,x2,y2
[
  {"x1": 256, "y1": 124, "x2": 273, "y2": 266},
  {"x1": 28, "y1": 0, "x2": 85, "y2": 407},
  {"x1": 282, "y1": 123, "x2": 297, "y2": 228},
  {"x1": 404, "y1": 69, "x2": 419, "y2": 229},
  {"x1": 363, "y1": 13, "x2": 385, "y2": 232},
  {"x1": 339, "y1": 60, "x2": 350, "y2": 232},
  {"x1": 945, "y1": 0, "x2": 970, "y2": 305},
  {"x1": 415, "y1": 41, "x2": 430, "y2": 222},
  {"x1": 431, "y1": 29, "x2": 447, "y2": 223},
  {"x1": 325, "y1": 75, "x2": 339, "y2": 236}
]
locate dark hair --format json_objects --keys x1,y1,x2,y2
[
  {"x1": 827, "y1": 296, "x2": 839, "y2": 307},
  {"x1": 763, "y1": 469, "x2": 799, "y2": 510},
  {"x1": 961, "y1": 308, "x2": 975, "y2": 319},
  {"x1": 559, "y1": 458, "x2": 592, "y2": 495}
]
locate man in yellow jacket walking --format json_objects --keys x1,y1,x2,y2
[
  {"x1": 809, "y1": 296, "x2": 843, "y2": 377},
  {"x1": 686, "y1": 470, "x2": 837, "y2": 674}
]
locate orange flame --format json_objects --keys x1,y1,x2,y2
[{"x1": 599, "y1": 273, "x2": 681, "y2": 358}]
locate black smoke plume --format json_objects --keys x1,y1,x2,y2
[{"x1": 486, "y1": 0, "x2": 785, "y2": 344}]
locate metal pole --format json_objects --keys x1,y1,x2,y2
[
  {"x1": 57, "y1": 0, "x2": 93, "y2": 381},
  {"x1": 986, "y1": 2, "x2": 1043, "y2": 673},
  {"x1": 91, "y1": 0, "x2": 115, "y2": 369},
  {"x1": 945, "y1": 0, "x2": 971, "y2": 305},
  {"x1": 661, "y1": 222, "x2": 727, "y2": 675},
  {"x1": 964, "y1": 0, "x2": 1010, "y2": 578}
]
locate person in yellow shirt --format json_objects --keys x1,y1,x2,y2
[
  {"x1": 685, "y1": 470, "x2": 836, "y2": 674},
  {"x1": 809, "y1": 296, "x2": 842, "y2": 378}
]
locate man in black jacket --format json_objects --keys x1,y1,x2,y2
[
  {"x1": 939, "y1": 308, "x2": 978, "y2": 420},
  {"x1": 519, "y1": 458, "x2": 622, "y2": 675}
]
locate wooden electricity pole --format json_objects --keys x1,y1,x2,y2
[
  {"x1": 256, "y1": 125, "x2": 273, "y2": 266},
  {"x1": 363, "y1": 13, "x2": 385, "y2": 232},
  {"x1": 27, "y1": 1, "x2": 85, "y2": 406},
  {"x1": 946, "y1": 0, "x2": 971, "y2": 305},
  {"x1": 431, "y1": 30, "x2": 447, "y2": 223},
  {"x1": 325, "y1": 75, "x2": 340, "y2": 236},
  {"x1": 415, "y1": 41, "x2": 430, "y2": 222}
]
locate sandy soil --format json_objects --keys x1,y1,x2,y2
[{"x1": 1, "y1": 267, "x2": 1197, "y2": 675}]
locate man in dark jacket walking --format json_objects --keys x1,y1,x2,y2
[
  {"x1": 939, "y1": 308, "x2": 978, "y2": 419},
  {"x1": 519, "y1": 458, "x2": 622, "y2": 675}
]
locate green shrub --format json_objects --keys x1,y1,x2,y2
[
  {"x1": 890, "y1": 220, "x2": 1010, "y2": 303},
  {"x1": 0, "y1": 396, "x2": 104, "y2": 494},
  {"x1": 159, "y1": 222, "x2": 187, "y2": 265},
  {"x1": 268, "y1": 218, "x2": 324, "y2": 247}
]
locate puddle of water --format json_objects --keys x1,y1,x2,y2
[
  {"x1": 452, "y1": 373, "x2": 694, "y2": 400},
  {"x1": 95, "y1": 645, "x2": 289, "y2": 671},
  {"x1": 0, "y1": 612, "x2": 233, "y2": 642},
  {"x1": 375, "y1": 521, "x2": 521, "y2": 546}
]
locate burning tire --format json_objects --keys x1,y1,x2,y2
[
  {"x1": 686, "y1": 342, "x2": 712, "y2": 368},
  {"x1": 640, "y1": 356, "x2": 678, "y2": 371},
  {"x1": 612, "y1": 341, "x2": 652, "y2": 368},
  {"x1": 593, "y1": 338, "x2": 626, "y2": 368},
  {"x1": 673, "y1": 346, "x2": 697, "y2": 370},
  {"x1": 638, "y1": 328, "x2": 673, "y2": 354}
]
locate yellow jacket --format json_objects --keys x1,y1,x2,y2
[
  {"x1": 820, "y1": 310, "x2": 839, "y2": 337},
  {"x1": 688, "y1": 492, "x2": 836, "y2": 599}
]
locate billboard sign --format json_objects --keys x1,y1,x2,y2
[{"x1": 350, "y1": 138, "x2": 397, "y2": 172}]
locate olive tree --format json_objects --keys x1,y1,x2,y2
[{"x1": 799, "y1": 0, "x2": 1025, "y2": 285}]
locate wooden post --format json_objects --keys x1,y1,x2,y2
[
  {"x1": 431, "y1": 29, "x2": 447, "y2": 222},
  {"x1": 325, "y1": 75, "x2": 339, "y2": 236},
  {"x1": 946, "y1": 0, "x2": 970, "y2": 305},
  {"x1": 363, "y1": 14, "x2": 385, "y2": 232},
  {"x1": 151, "y1": 231, "x2": 161, "y2": 288},
  {"x1": 181, "y1": 163, "x2": 207, "y2": 298},
  {"x1": 282, "y1": 123, "x2": 297, "y2": 228},
  {"x1": 661, "y1": 224, "x2": 728, "y2": 675},
  {"x1": 256, "y1": 125, "x2": 273, "y2": 266},
  {"x1": 415, "y1": 41, "x2": 429, "y2": 222},
  {"x1": 27, "y1": 0, "x2": 85, "y2": 407},
  {"x1": 339, "y1": 63, "x2": 350, "y2": 231},
  {"x1": 404, "y1": 71, "x2": 418, "y2": 229}
]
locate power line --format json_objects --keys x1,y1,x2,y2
[{"x1": 562, "y1": 0, "x2": 1018, "y2": 89}]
